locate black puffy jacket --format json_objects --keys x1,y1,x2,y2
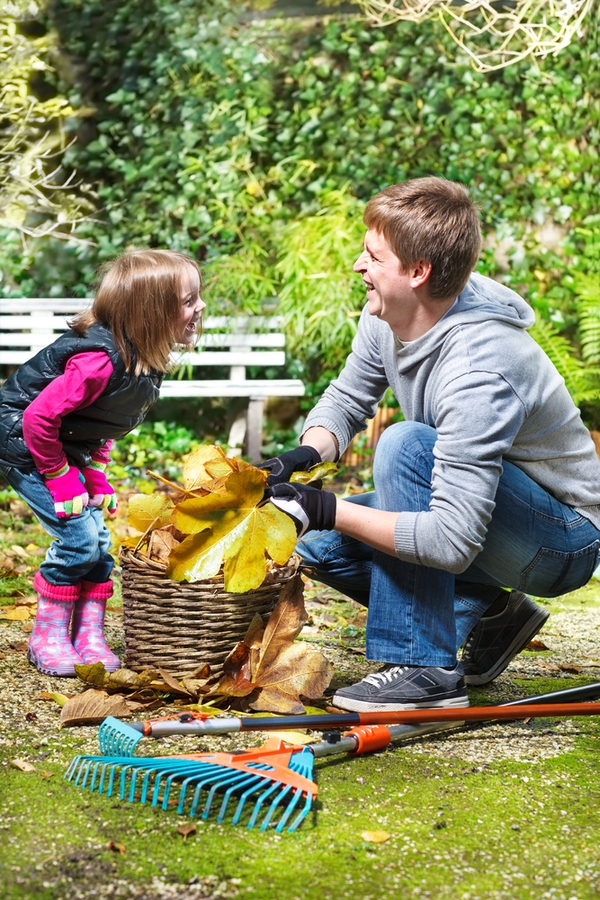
[{"x1": 0, "y1": 323, "x2": 162, "y2": 469}]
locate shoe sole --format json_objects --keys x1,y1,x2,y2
[
  {"x1": 27, "y1": 647, "x2": 79, "y2": 678},
  {"x1": 463, "y1": 607, "x2": 550, "y2": 686},
  {"x1": 331, "y1": 694, "x2": 470, "y2": 713}
]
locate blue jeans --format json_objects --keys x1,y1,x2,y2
[
  {"x1": 298, "y1": 422, "x2": 600, "y2": 667},
  {"x1": 0, "y1": 464, "x2": 114, "y2": 587}
]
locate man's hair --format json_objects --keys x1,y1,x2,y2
[
  {"x1": 70, "y1": 249, "x2": 202, "y2": 375},
  {"x1": 363, "y1": 177, "x2": 482, "y2": 300}
]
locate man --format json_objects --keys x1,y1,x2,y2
[{"x1": 263, "y1": 176, "x2": 600, "y2": 713}]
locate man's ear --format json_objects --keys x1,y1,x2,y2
[{"x1": 410, "y1": 258, "x2": 433, "y2": 287}]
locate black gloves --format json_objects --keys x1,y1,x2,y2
[
  {"x1": 266, "y1": 482, "x2": 336, "y2": 536},
  {"x1": 260, "y1": 445, "x2": 322, "y2": 486}
]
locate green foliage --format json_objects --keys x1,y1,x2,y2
[
  {"x1": 3, "y1": 1, "x2": 599, "y2": 413},
  {"x1": 0, "y1": 0, "x2": 93, "y2": 243}
]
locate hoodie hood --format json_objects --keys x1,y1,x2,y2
[{"x1": 391, "y1": 272, "x2": 535, "y2": 374}]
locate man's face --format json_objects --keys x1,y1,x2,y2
[{"x1": 353, "y1": 229, "x2": 413, "y2": 327}]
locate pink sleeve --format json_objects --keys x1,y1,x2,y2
[
  {"x1": 91, "y1": 439, "x2": 114, "y2": 467},
  {"x1": 22, "y1": 352, "x2": 114, "y2": 474}
]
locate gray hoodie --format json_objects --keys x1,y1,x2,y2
[{"x1": 303, "y1": 273, "x2": 600, "y2": 573}]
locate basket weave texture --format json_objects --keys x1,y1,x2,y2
[{"x1": 119, "y1": 546, "x2": 301, "y2": 678}]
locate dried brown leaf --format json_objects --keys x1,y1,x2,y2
[
  {"x1": 106, "y1": 841, "x2": 126, "y2": 854},
  {"x1": 177, "y1": 823, "x2": 197, "y2": 841},
  {"x1": 10, "y1": 758, "x2": 36, "y2": 772},
  {"x1": 154, "y1": 666, "x2": 194, "y2": 697},
  {"x1": 60, "y1": 689, "x2": 132, "y2": 727},
  {"x1": 148, "y1": 526, "x2": 182, "y2": 562},
  {"x1": 211, "y1": 578, "x2": 334, "y2": 713}
]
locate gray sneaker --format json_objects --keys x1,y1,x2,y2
[
  {"x1": 461, "y1": 590, "x2": 549, "y2": 686},
  {"x1": 332, "y1": 663, "x2": 469, "y2": 712}
]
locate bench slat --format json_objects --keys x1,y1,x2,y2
[{"x1": 159, "y1": 379, "x2": 305, "y2": 398}]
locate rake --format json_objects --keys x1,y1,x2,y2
[
  {"x1": 96, "y1": 678, "x2": 600, "y2": 757},
  {"x1": 65, "y1": 688, "x2": 600, "y2": 833}
]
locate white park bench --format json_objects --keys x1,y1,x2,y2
[{"x1": 0, "y1": 298, "x2": 305, "y2": 462}]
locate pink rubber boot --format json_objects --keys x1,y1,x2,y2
[
  {"x1": 29, "y1": 574, "x2": 83, "y2": 676},
  {"x1": 71, "y1": 580, "x2": 121, "y2": 671}
]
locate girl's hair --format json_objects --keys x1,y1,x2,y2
[
  {"x1": 364, "y1": 177, "x2": 482, "y2": 300},
  {"x1": 70, "y1": 249, "x2": 202, "y2": 375}
]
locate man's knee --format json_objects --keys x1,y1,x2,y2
[{"x1": 373, "y1": 421, "x2": 436, "y2": 484}]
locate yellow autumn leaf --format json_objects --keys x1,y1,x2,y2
[
  {"x1": 361, "y1": 831, "x2": 391, "y2": 843},
  {"x1": 290, "y1": 460, "x2": 339, "y2": 484},
  {"x1": 181, "y1": 444, "x2": 234, "y2": 490},
  {"x1": 0, "y1": 606, "x2": 31, "y2": 620},
  {"x1": 127, "y1": 493, "x2": 174, "y2": 533},
  {"x1": 168, "y1": 500, "x2": 296, "y2": 593},
  {"x1": 173, "y1": 466, "x2": 267, "y2": 531},
  {"x1": 168, "y1": 465, "x2": 292, "y2": 591}
]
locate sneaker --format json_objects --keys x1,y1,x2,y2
[
  {"x1": 332, "y1": 663, "x2": 469, "y2": 712},
  {"x1": 461, "y1": 590, "x2": 549, "y2": 686}
]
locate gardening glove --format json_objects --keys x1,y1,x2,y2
[
  {"x1": 44, "y1": 464, "x2": 89, "y2": 518},
  {"x1": 266, "y1": 482, "x2": 336, "y2": 536},
  {"x1": 81, "y1": 462, "x2": 118, "y2": 514},
  {"x1": 260, "y1": 445, "x2": 322, "y2": 486}
]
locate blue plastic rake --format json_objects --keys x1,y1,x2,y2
[{"x1": 65, "y1": 738, "x2": 318, "y2": 833}]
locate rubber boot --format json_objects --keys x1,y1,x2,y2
[
  {"x1": 71, "y1": 580, "x2": 121, "y2": 672},
  {"x1": 28, "y1": 573, "x2": 83, "y2": 677}
]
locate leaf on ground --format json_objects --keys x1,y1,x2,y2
[
  {"x1": 177, "y1": 823, "x2": 197, "y2": 841},
  {"x1": 0, "y1": 606, "x2": 31, "y2": 620},
  {"x1": 49, "y1": 692, "x2": 71, "y2": 708},
  {"x1": 361, "y1": 830, "x2": 391, "y2": 843},
  {"x1": 106, "y1": 841, "x2": 126, "y2": 854},
  {"x1": 10, "y1": 758, "x2": 36, "y2": 772},
  {"x1": 168, "y1": 468, "x2": 296, "y2": 592},
  {"x1": 152, "y1": 666, "x2": 194, "y2": 697},
  {"x1": 60, "y1": 689, "x2": 132, "y2": 727},
  {"x1": 526, "y1": 639, "x2": 550, "y2": 651},
  {"x1": 75, "y1": 662, "x2": 158, "y2": 692},
  {"x1": 127, "y1": 492, "x2": 174, "y2": 533},
  {"x1": 210, "y1": 576, "x2": 334, "y2": 714}
]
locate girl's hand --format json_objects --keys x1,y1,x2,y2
[
  {"x1": 44, "y1": 465, "x2": 89, "y2": 518},
  {"x1": 81, "y1": 463, "x2": 118, "y2": 514}
]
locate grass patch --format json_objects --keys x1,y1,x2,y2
[{"x1": 1, "y1": 717, "x2": 600, "y2": 900}]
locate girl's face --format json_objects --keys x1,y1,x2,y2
[{"x1": 177, "y1": 265, "x2": 205, "y2": 345}]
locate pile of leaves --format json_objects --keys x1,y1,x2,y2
[
  {"x1": 125, "y1": 444, "x2": 314, "y2": 593},
  {"x1": 58, "y1": 573, "x2": 334, "y2": 722}
]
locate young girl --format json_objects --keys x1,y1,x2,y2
[{"x1": 0, "y1": 250, "x2": 205, "y2": 677}]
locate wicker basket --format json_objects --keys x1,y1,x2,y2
[{"x1": 119, "y1": 546, "x2": 301, "y2": 678}]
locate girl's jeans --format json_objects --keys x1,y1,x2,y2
[
  {"x1": 298, "y1": 422, "x2": 600, "y2": 667},
  {"x1": 0, "y1": 464, "x2": 114, "y2": 587}
]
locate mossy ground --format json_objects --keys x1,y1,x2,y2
[{"x1": 1, "y1": 490, "x2": 600, "y2": 899}]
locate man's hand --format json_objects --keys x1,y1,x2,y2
[
  {"x1": 266, "y1": 482, "x2": 336, "y2": 536},
  {"x1": 44, "y1": 465, "x2": 89, "y2": 518},
  {"x1": 82, "y1": 463, "x2": 118, "y2": 514},
  {"x1": 260, "y1": 446, "x2": 322, "y2": 486}
]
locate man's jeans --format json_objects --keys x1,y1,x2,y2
[
  {"x1": 0, "y1": 464, "x2": 114, "y2": 587},
  {"x1": 298, "y1": 422, "x2": 600, "y2": 667}
]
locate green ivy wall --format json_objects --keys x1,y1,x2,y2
[{"x1": 3, "y1": 1, "x2": 599, "y2": 394}]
